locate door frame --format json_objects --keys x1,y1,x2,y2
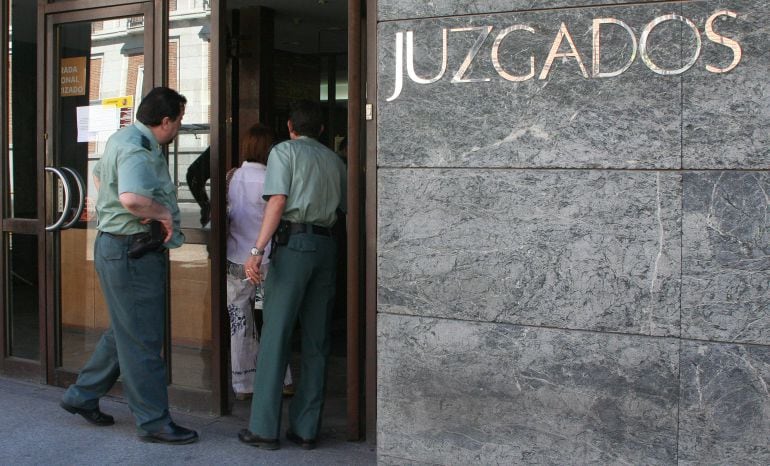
[
  {"x1": 347, "y1": 0, "x2": 378, "y2": 441},
  {"x1": 363, "y1": 0, "x2": 378, "y2": 441}
]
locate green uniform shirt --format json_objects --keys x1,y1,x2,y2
[
  {"x1": 92, "y1": 121, "x2": 184, "y2": 248},
  {"x1": 263, "y1": 136, "x2": 347, "y2": 228}
]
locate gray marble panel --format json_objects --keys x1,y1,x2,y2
[
  {"x1": 379, "y1": 1, "x2": 672, "y2": 21},
  {"x1": 378, "y1": 169, "x2": 681, "y2": 336},
  {"x1": 682, "y1": 172, "x2": 770, "y2": 345},
  {"x1": 377, "y1": 314, "x2": 680, "y2": 465},
  {"x1": 682, "y1": 1, "x2": 770, "y2": 169},
  {"x1": 679, "y1": 341, "x2": 770, "y2": 465},
  {"x1": 377, "y1": 5, "x2": 684, "y2": 169}
]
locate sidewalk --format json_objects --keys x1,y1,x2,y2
[{"x1": 0, "y1": 376, "x2": 376, "y2": 465}]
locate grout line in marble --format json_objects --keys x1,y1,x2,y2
[
  {"x1": 376, "y1": 166, "x2": 770, "y2": 173},
  {"x1": 377, "y1": 311, "x2": 770, "y2": 348}
]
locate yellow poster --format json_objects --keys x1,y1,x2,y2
[
  {"x1": 102, "y1": 96, "x2": 135, "y2": 128},
  {"x1": 60, "y1": 56, "x2": 87, "y2": 97},
  {"x1": 102, "y1": 96, "x2": 134, "y2": 108}
]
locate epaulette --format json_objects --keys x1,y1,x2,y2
[{"x1": 140, "y1": 135, "x2": 152, "y2": 151}]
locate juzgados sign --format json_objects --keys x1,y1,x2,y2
[{"x1": 386, "y1": 10, "x2": 741, "y2": 102}]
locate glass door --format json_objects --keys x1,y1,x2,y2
[
  {"x1": 2, "y1": 0, "x2": 42, "y2": 379},
  {"x1": 44, "y1": 4, "x2": 154, "y2": 385}
]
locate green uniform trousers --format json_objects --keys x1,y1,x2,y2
[
  {"x1": 248, "y1": 232, "x2": 337, "y2": 440},
  {"x1": 61, "y1": 232, "x2": 171, "y2": 434}
]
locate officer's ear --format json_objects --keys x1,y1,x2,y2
[
  {"x1": 318, "y1": 124, "x2": 324, "y2": 138},
  {"x1": 287, "y1": 120, "x2": 294, "y2": 134},
  {"x1": 160, "y1": 116, "x2": 172, "y2": 129}
]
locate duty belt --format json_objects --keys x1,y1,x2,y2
[
  {"x1": 99, "y1": 230, "x2": 146, "y2": 240},
  {"x1": 288, "y1": 222, "x2": 333, "y2": 237}
]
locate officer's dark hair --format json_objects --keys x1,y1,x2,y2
[
  {"x1": 288, "y1": 100, "x2": 323, "y2": 137},
  {"x1": 136, "y1": 87, "x2": 187, "y2": 127}
]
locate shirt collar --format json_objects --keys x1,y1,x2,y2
[{"x1": 134, "y1": 121, "x2": 161, "y2": 152}]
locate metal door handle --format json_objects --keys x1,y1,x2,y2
[
  {"x1": 59, "y1": 167, "x2": 85, "y2": 230},
  {"x1": 44, "y1": 167, "x2": 72, "y2": 232}
]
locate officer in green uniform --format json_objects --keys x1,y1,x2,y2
[
  {"x1": 60, "y1": 87, "x2": 198, "y2": 445},
  {"x1": 238, "y1": 100, "x2": 346, "y2": 450}
]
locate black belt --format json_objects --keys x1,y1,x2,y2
[
  {"x1": 100, "y1": 230, "x2": 146, "y2": 240},
  {"x1": 288, "y1": 222, "x2": 333, "y2": 237}
]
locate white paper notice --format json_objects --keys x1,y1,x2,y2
[{"x1": 77, "y1": 106, "x2": 119, "y2": 142}]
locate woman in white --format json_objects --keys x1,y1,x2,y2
[{"x1": 226, "y1": 124, "x2": 292, "y2": 400}]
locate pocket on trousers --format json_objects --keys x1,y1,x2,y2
[
  {"x1": 287, "y1": 236, "x2": 317, "y2": 252},
  {"x1": 99, "y1": 236, "x2": 125, "y2": 260}
]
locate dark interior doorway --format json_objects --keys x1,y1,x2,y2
[{"x1": 223, "y1": 0, "x2": 352, "y2": 441}]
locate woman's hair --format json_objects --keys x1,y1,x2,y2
[{"x1": 240, "y1": 124, "x2": 275, "y2": 164}]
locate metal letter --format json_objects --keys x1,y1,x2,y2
[
  {"x1": 705, "y1": 10, "x2": 742, "y2": 74},
  {"x1": 539, "y1": 23, "x2": 589, "y2": 80},
  {"x1": 386, "y1": 32, "x2": 404, "y2": 102},
  {"x1": 450, "y1": 26, "x2": 493, "y2": 83},
  {"x1": 640, "y1": 14, "x2": 701, "y2": 75},
  {"x1": 592, "y1": 18, "x2": 638, "y2": 78},
  {"x1": 491, "y1": 25, "x2": 536, "y2": 82},
  {"x1": 407, "y1": 29, "x2": 448, "y2": 84}
]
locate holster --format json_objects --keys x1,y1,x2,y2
[
  {"x1": 273, "y1": 220, "x2": 291, "y2": 246},
  {"x1": 127, "y1": 221, "x2": 165, "y2": 258}
]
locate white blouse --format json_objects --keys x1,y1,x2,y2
[{"x1": 226, "y1": 161, "x2": 271, "y2": 265}]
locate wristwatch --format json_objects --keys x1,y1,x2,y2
[{"x1": 250, "y1": 246, "x2": 265, "y2": 257}]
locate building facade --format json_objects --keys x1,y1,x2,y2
[
  {"x1": 1, "y1": 0, "x2": 769, "y2": 463},
  {"x1": 376, "y1": 1, "x2": 770, "y2": 464}
]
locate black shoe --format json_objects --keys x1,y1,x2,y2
[
  {"x1": 238, "y1": 429, "x2": 279, "y2": 450},
  {"x1": 286, "y1": 430, "x2": 317, "y2": 450},
  {"x1": 140, "y1": 422, "x2": 199, "y2": 445},
  {"x1": 60, "y1": 401, "x2": 115, "y2": 426}
]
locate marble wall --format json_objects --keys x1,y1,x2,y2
[{"x1": 376, "y1": 1, "x2": 770, "y2": 464}]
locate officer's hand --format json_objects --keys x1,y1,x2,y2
[
  {"x1": 158, "y1": 217, "x2": 173, "y2": 243},
  {"x1": 141, "y1": 216, "x2": 173, "y2": 243}
]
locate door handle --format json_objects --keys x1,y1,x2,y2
[
  {"x1": 45, "y1": 167, "x2": 72, "y2": 232},
  {"x1": 59, "y1": 167, "x2": 85, "y2": 230}
]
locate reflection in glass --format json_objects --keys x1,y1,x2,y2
[
  {"x1": 169, "y1": 244, "x2": 212, "y2": 390},
  {"x1": 168, "y1": 4, "x2": 213, "y2": 391},
  {"x1": 7, "y1": 234, "x2": 39, "y2": 360},
  {"x1": 59, "y1": 229, "x2": 105, "y2": 371},
  {"x1": 57, "y1": 17, "x2": 144, "y2": 371},
  {"x1": 8, "y1": 0, "x2": 38, "y2": 219},
  {"x1": 168, "y1": 4, "x2": 212, "y2": 230}
]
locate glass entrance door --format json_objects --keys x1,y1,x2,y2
[{"x1": 44, "y1": 4, "x2": 154, "y2": 383}]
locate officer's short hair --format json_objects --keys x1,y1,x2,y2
[
  {"x1": 289, "y1": 100, "x2": 323, "y2": 137},
  {"x1": 136, "y1": 87, "x2": 187, "y2": 126}
]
